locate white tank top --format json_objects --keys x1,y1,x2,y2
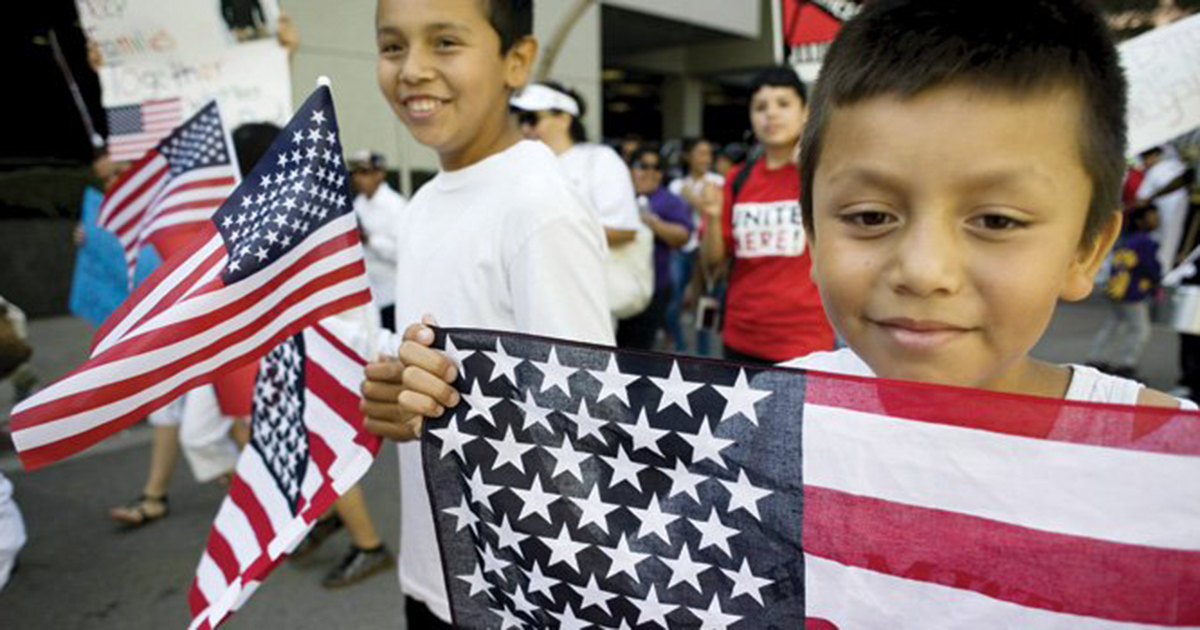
[{"x1": 1065, "y1": 363, "x2": 1199, "y2": 409}]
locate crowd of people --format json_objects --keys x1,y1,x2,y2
[{"x1": 3, "y1": 0, "x2": 1200, "y2": 625}]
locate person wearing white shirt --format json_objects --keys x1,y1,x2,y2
[
  {"x1": 1136, "y1": 145, "x2": 1191, "y2": 270},
  {"x1": 510, "y1": 82, "x2": 653, "y2": 322},
  {"x1": 350, "y1": 150, "x2": 406, "y2": 331}
]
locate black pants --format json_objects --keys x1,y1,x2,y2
[
  {"x1": 380, "y1": 304, "x2": 396, "y2": 333},
  {"x1": 617, "y1": 288, "x2": 672, "y2": 351},
  {"x1": 1180, "y1": 333, "x2": 1200, "y2": 393},
  {"x1": 406, "y1": 597, "x2": 453, "y2": 629}
]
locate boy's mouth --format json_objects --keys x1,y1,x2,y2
[
  {"x1": 870, "y1": 317, "x2": 972, "y2": 350},
  {"x1": 401, "y1": 96, "x2": 446, "y2": 119}
]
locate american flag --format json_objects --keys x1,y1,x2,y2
[
  {"x1": 105, "y1": 98, "x2": 185, "y2": 162},
  {"x1": 424, "y1": 329, "x2": 1200, "y2": 629},
  {"x1": 99, "y1": 100, "x2": 239, "y2": 280},
  {"x1": 10, "y1": 84, "x2": 371, "y2": 470},
  {"x1": 189, "y1": 317, "x2": 382, "y2": 630}
]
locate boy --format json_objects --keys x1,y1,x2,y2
[
  {"x1": 359, "y1": 0, "x2": 612, "y2": 625},
  {"x1": 388, "y1": 0, "x2": 1191, "y2": 462},
  {"x1": 786, "y1": 0, "x2": 1190, "y2": 408}
]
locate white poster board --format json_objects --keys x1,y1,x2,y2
[
  {"x1": 78, "y1": 0, "x2": 291, "y2": 128},
  {"x1": 99, "y1": 40, "x2": 292, "y2": 129},
  {"x1": 1121, "y1": 14, "x2": 1200, "y2": 156}
]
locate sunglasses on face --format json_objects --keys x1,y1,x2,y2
[{"x1": 516, "y1": 110, "x2": 555, "y2": 127}]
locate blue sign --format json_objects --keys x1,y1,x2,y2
[{"x1": 69, "y1": 188, "x2": 161, "y2": 327}]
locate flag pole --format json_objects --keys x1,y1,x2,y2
[{"x1": 316, "y1": 75, "x2": 382, "y2": 358}]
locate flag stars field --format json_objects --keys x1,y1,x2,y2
[{"x1": 424, "y1": 330, "x2": 795, "y2": 628}]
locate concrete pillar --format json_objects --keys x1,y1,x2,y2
[{"x1": 661, "y1": 76, "x2": 705, "y2": 140}]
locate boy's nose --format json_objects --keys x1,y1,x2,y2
[
  {"x1": 888, "y1": 219, "x2": 964, "y2": 297},
  {"x1": 399, "y1": 47, "x2": 436, "y2": 84}
]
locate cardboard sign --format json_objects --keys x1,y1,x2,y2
[
  {"x1": 1122, "y1": 14, "x2": 1200, "y2": 156},
  {"x1": 78, "y1": 0, "x2": 292, "y2": 129}
]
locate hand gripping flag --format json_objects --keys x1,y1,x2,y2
[
  {"x1": 188, "y1": 315, "x2": 382, "y2": 630},
  {"x1": 422, "y1": 329, "x2": 1200, "y2": 629},
  {"x1": 11, "y1": 84, "x2": 371, "y2": 470},
  {"x1": 98, "y1": 100, "x2": 239, "y2": 280}
]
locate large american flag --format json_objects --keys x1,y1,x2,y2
[
  {"x1": 424, "y1": 329, "x2": 1200, "y2": 628},
  {"x1": 98, "y1": 100, "x2": 239, "y2": 281},
  {"x1": 105, "y1": 98, "x2": 185, "y2": 162},
  {"x1": 189, "y1": 317, "x2": 381, "y2": 630},
  {"x1": 10, "y1": 85, "x2": 371, "y2": 470}
]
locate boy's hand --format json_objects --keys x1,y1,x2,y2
[{"x1": 360, "y1": 316, "x2": 460, "y2": 442}]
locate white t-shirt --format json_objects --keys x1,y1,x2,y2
[
  {"x1": 669, "y1": 172, "x2": 725, "y2": 252},
  {"x1": 388, "y1": 140, "x2": 613, "y2": 621},
  {"x1": 1137, "y1": 156, "x2": 1190, "y2": 269},
  {"x1": 557, "y1": 143, "x2": 641, "y2": 231},
  {"x1": 353, "y1": 182, "x2": 406, "y2": 308},
  {"x1": 782, "y1": 347, "x2": 1197, "y2": 408}
]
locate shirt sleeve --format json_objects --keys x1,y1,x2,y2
[
  {"x1": 588, "y1": 147, "x2": 641, "y2": 231},
  {"x1": 658, "y1": 192, "x2": 694, "y2": 233},
  {"x1": 508, "y1": 215, "x2": 615, "y2": 346}
]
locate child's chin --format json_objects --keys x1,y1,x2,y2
[{"x1": 874, "y1": 362, "x2": 970, "y2": 388}]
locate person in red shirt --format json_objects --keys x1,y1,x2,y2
[{"x1": 698, "y1": 66, "x2": 835, "y2": 364}]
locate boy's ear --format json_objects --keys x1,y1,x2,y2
[
  {"x1": 1061, "y1": 210, "x2": 1122, "y2": 302},
  {"x1": 504, "y1": 36, "x2": 538, "y2": 91}
]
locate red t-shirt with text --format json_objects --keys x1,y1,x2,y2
[{"x1": 720, "y1": 160, "x2": 834, "y2": 361}]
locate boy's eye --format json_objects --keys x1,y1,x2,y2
[
  {"x1": 379, "y1": 41, "x2": 405, "y2": 55},
  {"x1": 840, "y1": 209, "x2": 897, "y2": 231},
  {"x1": 434, "y1": 37, "x2": 461, "y2": 50},
  {"x1": 972, "y1": 214, "x2": 1027, "y2": 231}
]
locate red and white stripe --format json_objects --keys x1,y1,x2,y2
[
  {"x1": 9, "y1": 213, "x2": 371, "y2": 469},
  {"x1": 108, "y1": 99, "x2": 183, "y2": 162},
  {"x1": 99, "y1": 154, "x2": 237, "y2": 278},
  {"x1": 801, "y1": 373, "x2": 1200, "y2": 629},
  {"x1": 188, "y1": 321, "x2": 381, "y2": 630}
]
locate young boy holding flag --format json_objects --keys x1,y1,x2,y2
[{"x1": 358, "y1": 0, "x2": 611, "y2": 625}]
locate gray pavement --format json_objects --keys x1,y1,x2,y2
[{"x1": 0, "y1": 298, "x2": 1190, "y2": 628}]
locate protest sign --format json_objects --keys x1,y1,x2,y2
[
  {"x1": 1122, "y1": 13, "x2": 1200, "y2": 156},
  {"x1": 78, "y1": 0, "x2": 292, "y2": 130}
]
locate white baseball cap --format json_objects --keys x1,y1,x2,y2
[{"x1": 509, "y1": 83, "x2": 580, "y2": 116}]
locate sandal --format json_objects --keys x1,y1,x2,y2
[{"x1": 109, "y1": 494, "x2": 169, "y2": 527}]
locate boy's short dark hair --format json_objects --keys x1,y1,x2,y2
[
  {"x1": 749, "y1": 66, "x2": 807, "y2": 104},
  {"x1": 483, "y1": 0, "x2": 533, "y2": 54},
  {"x1": 799, "y1": 0, "x2": 1127, "y2": 245}
]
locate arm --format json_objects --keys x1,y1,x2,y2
[
  {"x1": 642, "y1": 212, "x2": 689, "y2": 248},
  {"x1": 698, "y1": 180, "x2": 729, "y2": 272},
  {"x1": 605, "y1": 227, "x2": 637, "y2": 246},
  {"x1": 591, "y1": 147, "x2": 641, "y2": 248},
  {"x1": 641, "y1": 195, "x2": 692, "y2": 249}
]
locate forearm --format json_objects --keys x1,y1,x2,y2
[
  {"x1": 700, "y1": 219, "x2": 727, "y2": 270},
  {"x1": 606, "y1": 227, "x2": 637, "y2": 246},
  {"x1": 656, "y1": 222, "x2": 690, "y2": 248}
]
